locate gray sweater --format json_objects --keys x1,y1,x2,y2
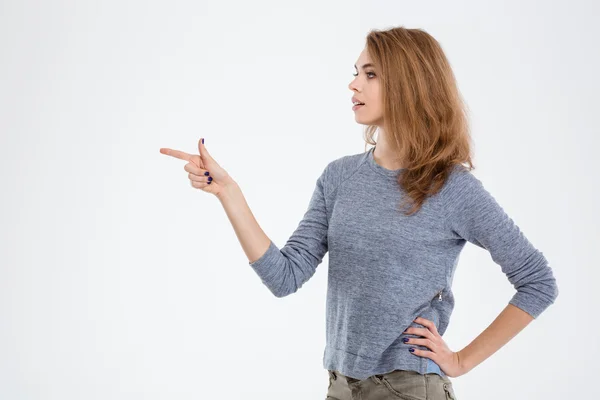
[{"x1": 248, "y1": 146, "x2": 559, "y2": 380}]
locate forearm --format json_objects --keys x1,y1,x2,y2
[
  {"x1": 457, "y1": 303, "x2": 534, "y2": 374},
  {"x1": 216, "y1": 180, "x2": 272, "y2": 264}
]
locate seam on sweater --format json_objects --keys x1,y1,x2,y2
[
  {"x1": 440, "y1": 167, "x2": 471, "y2": 235},
  {"x1": 323, "y1": 152, "x2": 369, "y2": 208},
  {"x1": 436, "y1": 166, "x2": 469, "y2": 292}
]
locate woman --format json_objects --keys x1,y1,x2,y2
[{"x1": 160, "y1": 26, "x2": 559, "y2": 400}]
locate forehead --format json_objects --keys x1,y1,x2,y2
[
  {"x1": 356, "y1": 48, "x2": 371, "y2": 65},
  {"x1": 354, "y1": 48, "x2": 372, "y2": 67}
]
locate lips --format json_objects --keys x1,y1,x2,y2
[{"x1": 352, "y1": 96, "x2": 365, "y2": 105}]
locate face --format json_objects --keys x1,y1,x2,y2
[{"x1": 349, "y1": 48, "x2": 383, "y2": 127}]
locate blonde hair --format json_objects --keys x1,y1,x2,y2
[{"x1": 363, "y1": 26, "x2": 474, "y2": 215}]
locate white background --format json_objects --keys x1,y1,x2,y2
[{"x1": 1, "y1": 1, "x2": 598, "y2": 399}]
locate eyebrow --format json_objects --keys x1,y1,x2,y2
[{"x1": 354, "y1": 63, "x2": 374, "y2": 70}]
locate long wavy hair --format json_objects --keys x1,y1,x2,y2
[{"x1": 363, "y1": 26, "x2": 474, "y2": 215}]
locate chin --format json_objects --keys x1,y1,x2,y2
[{"x1": 354, "y1": 115, "x2": 378, "y2": 125}]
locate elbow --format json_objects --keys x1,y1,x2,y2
[
  {"x1": 270, "y1": 271, "x2": 302, "y2": 298},
  {"x1": 542, "y1": 270, "x2": 559, "y2": 305},
  {"x1": 255, "y1": 278, "x2": 296, "y2": 298},
  {"x1": 263, "y1": 278, "x2": 300, "y2": 298},
  {"x1": 272, "y1": 288, "x2": 296, "y2": 298},
  {"x1": 256, "y1": 273, "x2": 298, "y2": 299},
  {"x1": 539, "y1": 279, "x2": 559, "y2": 316},
  {"x1": 510, "y1": 250, "x2": 559, "y2": 315},
  {"x1": 256, "y1": 263, "x2": 301, "y2": 299},
  {"x1": 249, "y1": 243, "x2": 317, "y2": 299},
  {"x1": 510, "y1": 274, "x2": 559, "y2": 319},
  {"x1": 550, "y1": 278, "x2": 559, "y2": 303},
  {"x1": 534, "y1": 274, "x2": 560, "y2": 310},
  {"x1": 267, "y1": 269, "x2": 305, "y2": 298}
]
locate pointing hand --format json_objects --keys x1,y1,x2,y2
[{"x1": 159, "y1": 138, "x2": 235, "y2": 197}]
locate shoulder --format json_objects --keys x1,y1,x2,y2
[
  {"x1": 320, "y1": 150, "x2": 367, "y2": 194},
  {"x1": 442, "y1": 163, "x2": 481, "y2": 191},
  {"x1": 439, "y1": 164, "x2": 504, "y2": 219}
]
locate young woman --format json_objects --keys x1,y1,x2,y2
[{"x1": 160, "y1": 26, "x2": 558, "y2": 400}]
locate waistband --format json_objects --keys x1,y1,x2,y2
[{"x1": 328, "y1": 369, "x2": 382, "y2": 385}]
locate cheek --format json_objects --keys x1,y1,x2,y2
[
  {"x1": 365, "y1": 91, "x2": 381, "y2": 110},
  {"x1": 366, "y1": 100, "x2": 383, "y2": 115}
]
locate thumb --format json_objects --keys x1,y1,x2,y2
[{"x1": 198, "y1": 137, "x2": 213, "y2": 162}]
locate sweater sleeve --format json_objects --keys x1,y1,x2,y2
[
  {"x1": 248, "y1": 163, "x2": 331, "y2": 297},
  {"x1": 444, "y1": 168, "x2": 559, "y2": 319}
]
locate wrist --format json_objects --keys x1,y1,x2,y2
[
  {"x1": 456, "y1": 349, "x2": 470, "y2": 375},
  {"x1": 216, "y1": 178, "x2": 240, "y2": 201}
]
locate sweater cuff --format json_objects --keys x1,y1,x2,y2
[
  {"x1": 508, "y1": 289, "x2": 556, "y2": 319},
  {"x1": 248, "y1": 240, "x2": 281, "y2": 279}
]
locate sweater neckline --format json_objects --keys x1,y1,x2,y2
[{"x1": 366, "y1": 146, "x2": 405, "y2": 177}]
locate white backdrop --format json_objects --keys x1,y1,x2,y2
[{"x1": 1, "y1": 1, "x2": 597, "y2": 399}]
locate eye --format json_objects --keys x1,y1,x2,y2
[{"x1": 352, "y1": 71, "x2": 376, "y2": 78}]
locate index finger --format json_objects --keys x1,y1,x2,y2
[
  {"x1": 414, "y1": 317, "x2": 439, "y2": 335},
  {"x1": 159, "y1": 148, "x2": 193, "y2": 162}
]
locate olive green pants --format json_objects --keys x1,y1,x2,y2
[{"x1": 326, "y1": 369, "x2": 457, "y2": 400}]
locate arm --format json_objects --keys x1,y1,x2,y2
[
  {"x1": 445, "y1": 168, "x2": 559, "y2": 373},
  {"x1": 457, "y1": 303, "x2": 533, "y2": 374},
  {"x1": 217, "y1": 164, "x2": 331, "y2": 297},
  {"x1": 216, "y1": 180, "x2": 273, "y2": 267}
]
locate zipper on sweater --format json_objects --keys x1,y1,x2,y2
[{"x1": 437, "y1": 290, "x2": 443, "y2": 301}]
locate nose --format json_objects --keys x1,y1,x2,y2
[{"x1": 348, "y1": 78, "x2": 360, "y2": 92}]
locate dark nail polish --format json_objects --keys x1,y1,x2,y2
[
  {"x1": 207, "y1": 180, "x2": 212, "y2": 184},
  {"x1": 208, "y1": 176, "x2": 213, "y2": 181},
  {"x1": 402, "y1": 338, "x2": 409, "y2": 343},
  {"x1": 201, "y1": 138, "x2": 204, "y2": 144},
  {"x1": 204, "y1": 171, "x2": 210, "y2": 176},
  {"x1": 409, "y1": 348, "x2": 415, "y2": 353}
]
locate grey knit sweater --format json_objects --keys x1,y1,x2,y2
[{"x1": 248, "y1": 146, "x2": 559, "y2": 380}]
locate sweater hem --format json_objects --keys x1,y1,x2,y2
[{"x1": 322, "y1": 345, "x2": 430, "y2": 381}]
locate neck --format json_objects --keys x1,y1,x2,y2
[{"x1": 373, "y1": 128, "x2": 405, "y2": 170}]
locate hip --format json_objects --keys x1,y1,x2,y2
[{"x1": 326, "y1": 369, "x2": 457, "y2": 400}]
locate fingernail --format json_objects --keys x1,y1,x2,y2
[
  {"x1": 208, "y1": 176, "x2": 213, "y2": 181},
  {"x1": 409, "y1": 348, "x2": 415, "y2": 353},
  {"x1": 402, "y1": 338, "x2": 409, "y2": 343},
  {"x1": 201, "y1": 138, "x2": 204, "y2": 144},
  {"x1": 204, "y1": 171, "x2": 210, "y2": 176},
  {"x1": 207, "y1": 181, "x2": 212, "y2": 184}
]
